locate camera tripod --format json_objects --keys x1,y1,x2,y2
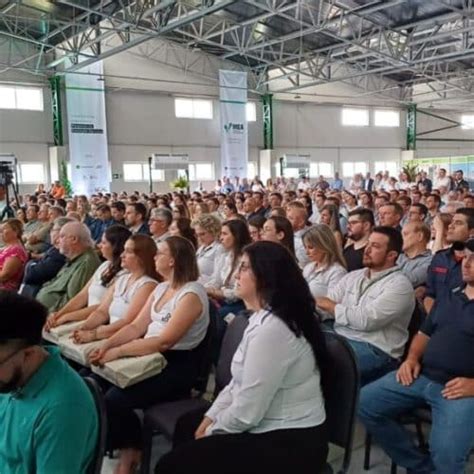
[{"x1": 0, "y1": 166, "x2": 21, "y2": 221}]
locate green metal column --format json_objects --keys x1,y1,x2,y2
[
  {"x1": 262, "y1": 93, "x2": 273, "y2": 149},
  {"x1": 406, "y1": 103, "x2": 417, "y2": 151},
  {"x1": 49, "y1": 76, "x2": 64, "y2": 146}
]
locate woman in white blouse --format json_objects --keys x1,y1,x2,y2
[
  {"x1": 89, "y1": 236, "x2": 210, "y2": 474},
  {"x1": 204, "y1": 219, "x2": 251, "y2": 318},
  {"x1": 192, "y1": 213, "x2": 223, "y2": 284},
  {"x1": 71, "y1": 234, "x2": 159, "y2": 344},
  {"x1": 44, "y1": 225, "x2": 131, "y2": 330},
  {"x1": 157, "y1": 241, "x2": 329, "y2": 474},
  {"x1": 302, "y1": 224, "x2": 348, "y2": 306}
]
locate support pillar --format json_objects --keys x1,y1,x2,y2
[
  {"x1": 262, "y1": 93, "x2": 273, "y2": 150},
  {"x1": 49, "y1": 76, "x2": 64, "y2": 146},
  {"x1": 406, "y1": 103, "x2": 417, "y2": 151}
]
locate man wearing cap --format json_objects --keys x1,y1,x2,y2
[
  {"x1": 359, "y1": 239, "x2": 474, "y2": 474},
  {"x1": 424, "y1": 208, "x2": 474, "y2": 313},
  {"x1": 0, "y1": 291, "x2": 98, "y2": 473}
]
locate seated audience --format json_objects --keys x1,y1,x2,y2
[
  {"x1": 424, "y1": 208, "x2": 474, "y2": 313},
  {"x1": 36, "y1": 222, "x2": 101, "y2": 312},
  {"x1": 343, "y1": 209, "x2": 374, "y2": 272},
  {"x1": 397, "y1": 222, "x2": 432, "y2": 288},
  {"x1": 359, "y1": 240, "x2": 474, "y2": 474},
  {"x1": 0, "y1": 219, "x2": 28, "y2": 291},
  {"x1": 89, "y1": 236, "x2": 210, "y2": 473},
  {"x1": 169, "y1": 217, "x2": 197, "y2": 249},
  {"x1": 111, "y1": 201, "x2": 126, "y2": 225},
  {"x1": 287, "y1": 201, "x2": 310, "y2": 268},
  {"x1": 425, "y1": 193, "x2": 441, "y2": 228},
  {"x1": 408, "y1": 202, "x2": 428, "y2": 224},
  {"x1": 149, "y1": 207, "x2": 172, "y2": 244},
  {"x1": 72, "y1": 234, "x2": 158, "y2": 344},
  {"x1": 248, "y1": 215, "x2": 265, "y2": 242},
  {"x1": 157, "y1": 241, "x2": 329, "y2": 474},
  {"x1": 428, "y1": 212, "x2": 452, "y2": 254},
  {"x1": 205, "y1": 219, "x2": 251, "y2": 318},
  {"x1": 20, "y1": 217, "x2": 71, "y2": 297},
  {"x1": 22, "y1": 205, "x2": 41, "y2": 240},
  {"x1": 302, "y1": 224, "x2": 347, "y2": 303},
  {"x1": 378, "y1": 202, "x2": 403, "y2": 230},
  {"x1": 317, "y1": 227, "x2": 415, "y2": 386},
  {"x1": 261, "y1": 215, "x2": 295, "y2": 258},
  {"x1": 0, "y1": 291, "x2": 98, "y2": 473},
  {"x1": 45, "y1": 225, "x2": 131, "y2": 330},
  {"x1": 193, "y1": 214, "x2": 223, "y2": 284},
  {"x1": 89, "y1": 204, "x2": 115, "y2": 243}
]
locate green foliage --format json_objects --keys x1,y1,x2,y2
[
  {"x1": 171, "y1": 175, "x2": 189, "y2": 190},
  {"x1": 402, "y1": 161, "x2": 419, "y2": 182},
  {"x1": 60, "y1": 160, "x2": 73, "y2": 196}
]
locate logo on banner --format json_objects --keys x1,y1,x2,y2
[{"x1": 224, "y1": 122, "x2": 244, "y2": 133}]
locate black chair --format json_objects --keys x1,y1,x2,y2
[
  {"x1": 363, "y1": 302, "x2": 426, "y2": 471},
  {"x1": 321, "y1": 331, "x2": 360, "y2": 474},
  {"x1": 84, "y1": 376, "x2": 108, "y2": 474},
  {"x1": 140, "y1": 312, "x2": 250, "y2": 474}
]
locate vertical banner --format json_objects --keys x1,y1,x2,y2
[
  {"x1": 66, "y1": 61, "x2": 110, "y2": 195},
  {"x1": 219, "y1": 70, "x2": 248, "y2": 179}
]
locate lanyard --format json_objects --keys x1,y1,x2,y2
[{"x1": 357, "y1": 268, "x2": 401, "y2": 304}]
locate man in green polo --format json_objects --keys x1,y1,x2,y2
[
  {"x1": 36, "y1": 221, "x2": 100, "y2": 312},
  {"x1": 0, "y1": 291, "x2": 98, "y2": 473}
]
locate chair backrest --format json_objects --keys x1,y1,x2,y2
[
  {"x1": 323, "y1": 331, "x2": 359, "y2": 474},
  {"x1": 215, "y1": 311, "x2": 250, "y2": 393},
  {"x1": 192, "y1": 299, "x2": 219, "y2": 394},
  {"x1": 84, "y1": 377, "x2": 107, "y2": 474}
]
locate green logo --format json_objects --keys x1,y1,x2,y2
[{"x1": 224, "y1": 122, "x2": 244, "y2": 132}]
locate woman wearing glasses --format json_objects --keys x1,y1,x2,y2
[{"x1": 157, "y1": 241, "x2": 329, "y2": 474}]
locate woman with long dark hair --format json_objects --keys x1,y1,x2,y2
[
  {"x1": 169, "y1": 217, "x2": 198, "y2": 249},
  {"x1": 157, "y1": 241, "x2": 329, "y2": 474},
  {"x1": 45, "y1": 225, "x2": 132, "y2": 329}
]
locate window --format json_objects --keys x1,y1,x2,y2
[
  {"x1": 342, "y1": 161, "x2": 368, "y2": 178},
  {"x1": 309, "y1": 162, "x2": 333, "y2": 177},
  {"x1": 123, "y1": 163, "x2": 164, "y2": 182},
  {"x1": 246, "y1": 102, "x2": 256, "y2": 122},
  {"x1": 342, "y1": 107, "x2": 369, "y2": 126},
  {"x1": 17, "y1": 163, "x2": 45, "y2": 184},
  {"x1": 461, "y1": 114, "x2": 474, "y2": 130},
  {"x1": 374, "y1": 109, "x2": 400, "y2": 127},
  {"x1": 189, "y1": 163, "x2": 214, "y2": 181},
  {"x1": 374, "y1": 161, "x2": 398, "y2": 176},
  {"x1": 175, "y1": 98, "x2": 213, "y2": 119},
  {"x1": 0, "y1": 86, "x2": 43, "y2": 111}
]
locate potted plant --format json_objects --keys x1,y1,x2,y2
[
  {"x1": 171, "y1": 175, "x2": 189, "y2": 192},
  {"x1": 402, "y1": 161, "x2": 419, "y2": 182}
]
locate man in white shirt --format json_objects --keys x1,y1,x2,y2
[
  {"x1": 317, "y1": 226, "x2": 415, "y2": 386},
  {"x1": 286, "y1": 202, "x2": 310, "y2": 268},
  {"x1": 433, "y1": 168, "x2": 451, "y2": 190}
]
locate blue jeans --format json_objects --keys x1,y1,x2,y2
[
  {"x1": 345, "y1": 339, "x2": 398, "y2": 387},
  {"x1": 359, "y1": 372, "x2": 474, "y2": 474}
]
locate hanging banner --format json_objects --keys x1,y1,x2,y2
[
  {"x1": 65, "y1": 61, "x2": 110, "y2": 195},
  {"x1": 219, "y1": 70, "x2": 248, "y2": 179}
]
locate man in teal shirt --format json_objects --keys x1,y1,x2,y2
[{"x1": 0, "y1": 291, "x2": 98, "y2": 473}]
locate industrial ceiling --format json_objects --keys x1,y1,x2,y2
[{"x1": 1, "y1": 0, "x2": 474, "y2": 108}]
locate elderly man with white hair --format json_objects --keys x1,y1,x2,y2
[{"x1": 36, "y1": 222, "x2": 100, "y2": 312}]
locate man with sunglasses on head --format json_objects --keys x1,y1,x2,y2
[{"x1": 0, "y1": 292, "x2": 98, "y2": 474}]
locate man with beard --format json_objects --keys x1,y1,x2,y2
[
  {"x1": 343, "y1": 209, "x2": 374, "y2": 271},
  {"x1": 317, "y1": 227, "x2": 415, "y2": 386},
  {"x1": 0, "y1": 292, "x2": 97, "y2": 473}
]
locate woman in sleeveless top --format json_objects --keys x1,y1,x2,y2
[
  {"x1": 89, "y1": 236, "x2": 210, "y2": 474},
  {"x1": 45, "y1": 225, "x2": 131, "y2": 330},
  {"x1": 72, "y1": 234, "x2": 159, "y2": 344}
]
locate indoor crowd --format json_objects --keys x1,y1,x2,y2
[{"x1": 0, "y1": 167, "x2": 473, "y2": 474}]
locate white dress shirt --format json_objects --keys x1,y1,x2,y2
[
  {"x1": 328, "y1": 267, "x2": 415, "y2": 358},
  {"x1": 294, "y1": 228, "x2": 310, "y2": 268},
  {"x1": 196, "y1": 241, "x2": 224, "y2": 285},
  {"x1": 206, "y1": 309, "x2": 326, "y2": 434},
  {"x1": 303, "y1": 262, "x2": 347, "y2": 299},
  {"x1": 204, "y1": 250, "x2": 240, "y2": 302}
]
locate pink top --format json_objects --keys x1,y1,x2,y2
[{"x1": 0, "y1": 244, "x2": 28, "y2": 291}]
